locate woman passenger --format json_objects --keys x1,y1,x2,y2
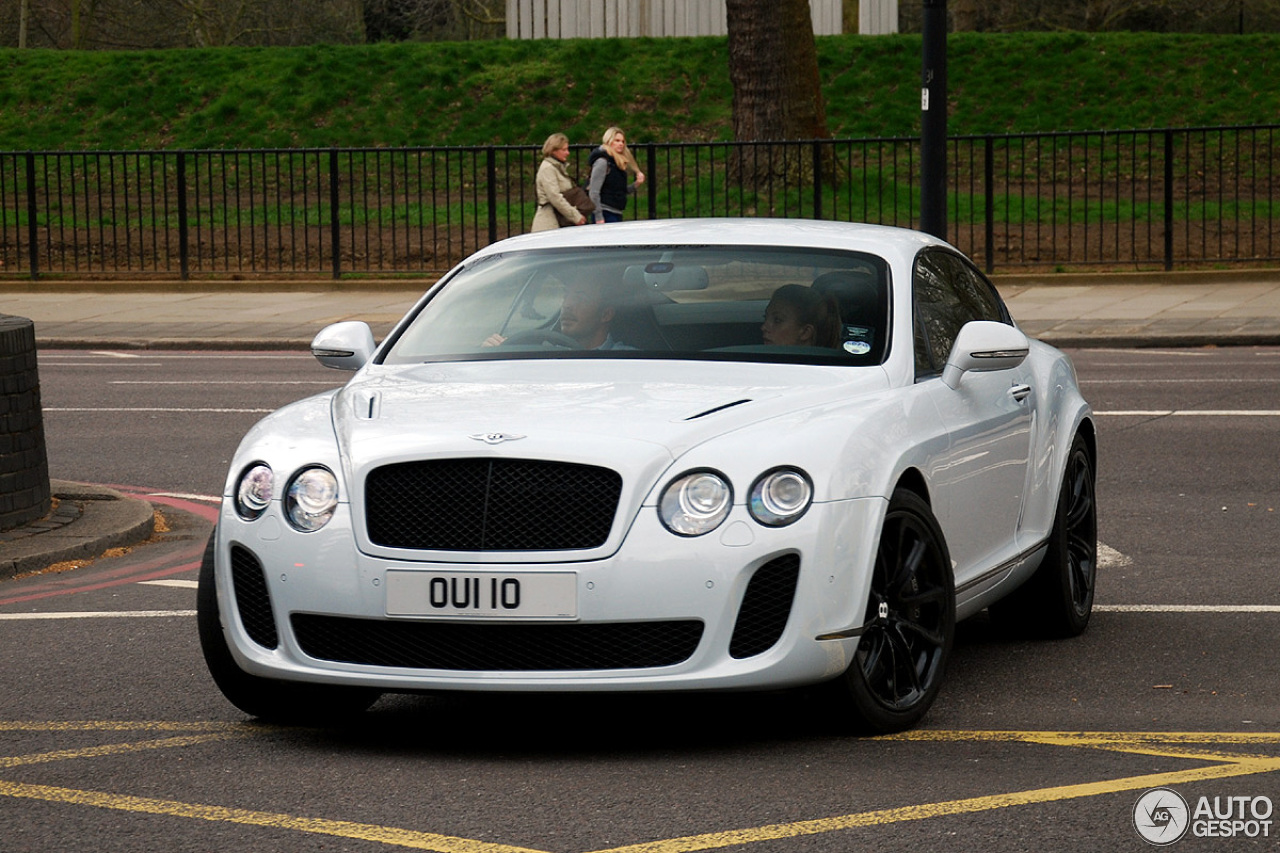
[{"x1": 761, "y1": 284, "x2": 842, "y2": 348}]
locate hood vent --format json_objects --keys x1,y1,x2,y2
[{"x1": 685, "y1": 399, "x2": 752, "y2": 421}]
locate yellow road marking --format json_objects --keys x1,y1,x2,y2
[
  {"x1": 0, "y1": 720, "x2": 242, "y2": 732},
  {"x1": 0, "y1": 733, "x2": 237, "y2": 768},
  {"x1": 582, "y1": 759, "x2": 1280, "y2": 853},
  {"x1": 0, "y1": 779, "x2": 552, "y2": 853},
  {"x1": 3, "y1": 724, "x2": 1280, "y2": 852}
]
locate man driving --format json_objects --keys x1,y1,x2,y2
[{"x1": 484, "y1": 278, "x2": 632, "y2": 350}]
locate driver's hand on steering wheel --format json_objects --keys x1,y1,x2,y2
[{"x1": 482, "y1": 333, "x2": 506, "y2": 347}]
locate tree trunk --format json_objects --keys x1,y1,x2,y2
[
  {"x1": 18, "y1": 0, "x2": 30, "y2": 48},
  {"x1": 726, "y1": 0, "x2": 829, "y2": 142},
  {"x1": 953, "y1": 0, "x2": 979, "y2": 30},
  {"x1": 725, "y1": 0, "x2": 833, "y2": 197}
]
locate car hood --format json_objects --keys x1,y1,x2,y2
[{"x1": 331, "y1": 358, "x2": 890, "y2": 484}]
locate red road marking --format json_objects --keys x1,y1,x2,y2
[{"x1": 0, "y1": 486, "x2": 218, "y2": 606}]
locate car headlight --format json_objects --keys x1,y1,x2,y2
[
  {"x1": 659, "y1": 470, "x2": 732, "y2": 536},
  {"x1": 234, "y1": 463, "x2": 274, "y2": 520},
  {"x1": 748, "y1": 468, "x2": 813, "y2": 527},
  {"x1": 285, "y1": 466, "x2": 339, "y2": 532}
]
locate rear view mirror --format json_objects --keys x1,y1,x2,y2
[
  {"x1": 941, "y1": 321, "x2": 1029, "y2": 389},
  {"x1": 312, "y1": 321, "x2": 376, "y2": 371},
  {"x1": 623, "y1": 264, "x2": 709, "y2": 292}
]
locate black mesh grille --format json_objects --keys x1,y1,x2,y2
[
  {"x1": 291, "y1": 614, "x2": 703, "y2": 671},
  {"x1": 365, "y1": 458, "x2": 623, "y2": 551},
  {"x1": 729, "y1": 554, "x2": 801, "y2": 659},
  {"x1": 230, "y1": 545, "x2": 278, "y2": 649}
]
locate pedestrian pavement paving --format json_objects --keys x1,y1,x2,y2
[
  {"x1": 4, "y1": 267, "x2": 1280, "y2": 579},
  {"x1": 3, "y1": 268, "x2": 1280, "y2": 350}
]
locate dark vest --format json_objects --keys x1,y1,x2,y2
[{"x1": 589, "y1": 148, "x2": 628, "y2": 210}]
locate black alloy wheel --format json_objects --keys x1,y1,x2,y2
[{"x1": 833, "y1": 489, "x2": 955, "y2": 734}]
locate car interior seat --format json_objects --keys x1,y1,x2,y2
[{"x1": 811, "y1": 270, "x2": 884, "y2": 359}]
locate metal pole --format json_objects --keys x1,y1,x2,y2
[
  {"x1": 24, "y1": 153, "x2": 38, "y2": 280},
  {"x1": 176, "y1": 152, "x2": 189, "y2": 280},
  {"x1": 329, "y1": 149, "x2": 342, "y2": 279},
  {"x1": 921, "y1": 0, "x2": 947, "y2": 240}
]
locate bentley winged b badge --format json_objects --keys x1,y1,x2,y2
[{"x1": 469, "y1": 432, "x2": 527, "y2": 445}]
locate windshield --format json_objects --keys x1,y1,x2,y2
[{"x1": 382, "y1": 245, "x2": 890, "y2": 366}]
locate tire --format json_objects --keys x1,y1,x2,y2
[
  {"x1": 197, "y1": 529, "x2": 381, "y2": 723},
  {"x1": 989, "y1": 432, "x2": 1097, "y2": 638},
  {"x1": 829, "y1": 489, "x2": 956, "y2": 734}
]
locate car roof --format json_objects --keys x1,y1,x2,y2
[{"x1": 478, "y1": 218, "x2": 948, "y2": 265}]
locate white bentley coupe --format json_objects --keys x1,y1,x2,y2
[{"x1": 198, "y1": 219, "x2": 1096, "y2": 733}]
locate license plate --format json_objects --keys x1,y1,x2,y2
[{"x1": 385, "y1": 570, "x2": 577, "y2": 619}]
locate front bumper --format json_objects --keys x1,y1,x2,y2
[{"x1": 212, "y1": 497, "x2": 885, "y2": 693}]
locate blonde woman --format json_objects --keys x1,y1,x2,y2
[
  {"x1": 587, "y1": 126, "x2": 646, "y2": 224},
  {"x1": 532, "y1": 133, "x2": 586, "y2": 232}
]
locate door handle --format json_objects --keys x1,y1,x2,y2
[{"x1": 1010, "y1": 384, "x2": 1032, "y2": 403}]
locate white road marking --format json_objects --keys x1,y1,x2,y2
[
  {"x1": 110, "y1": 380, "x2": 334, "y2": 385},
  {"x1": 0, "y1": 611, "x2": 196, "y2": 621},
  {"x1": 41, "y1": 353, "x2": 311, "y2": 360},
  {"x1": 1096, "y1": 605, "x2": 1280, "y2": 613},
  {"x1": 1097, "y1": 543, "x2": 1131, "y2": 568},
  {"x1": 3, "y1": 606, "x2": 1276, "y2": 621},
  {"x1": 43, "y1": 407, "x2": 273, "y2": 414},
  {"x1": 1096, "y1": 410, "x2": 1280, "y2": 417},
  {"x1": 137, "y1": 580, "x2": 199, "y2": 589},
  {"x1": 145, "y1": 492, "x2": 222, "y2": 503},
  {"x1": 1084, "y1": 378, "x2": 1280, "y2": 383},
  {"x1": 43, "y1": 405, "x2": 1280, "y2": 417}
]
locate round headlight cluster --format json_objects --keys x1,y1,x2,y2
[
  {"x1": 235, "y1": 463, "x2": 274, "y2": 520},
  {"x1": 658, "y1": 466, "x2": 813, "y2": 536},
  {"x1": 658, "y1": 470, "x2": 732, "y2": 536},
  {"x1": 285, "y1": 467, "x2": 339, "y2": 532},
  {"x1": 233, "y1": 463, "x2": 339, "y2": 532},
  {"x1": 749, "y1": 469, "x2": 813, "y2": 527}
]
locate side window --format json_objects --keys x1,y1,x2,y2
[
  {"x1": 912, "y1": 250, "x2": 1010, "y2": 377},
  {"x1": 943, "y1": 253, "x2": 1009, "y2": 325}
]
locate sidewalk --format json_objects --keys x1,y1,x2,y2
[{"x1": 4, "y1": 268, "x2": 1280, "y2": 579}]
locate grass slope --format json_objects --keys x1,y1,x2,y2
[{"x1": 1, "y1": 32, "x2": 1277, "y2": 150}]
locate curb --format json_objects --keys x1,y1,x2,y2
[
  {"x1": 0, "y1": 480, "x2": 155, "y2": 581},
  {"x1": 1036, "y1": 331, "x2": 1280, "y2": 349},
  {"x1": 36, "y1": 337, "x2": 317, "y2": 352}
]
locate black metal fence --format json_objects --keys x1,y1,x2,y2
[{"x1": 1, "y1": 125, "x2": 1277, "y2": 279}]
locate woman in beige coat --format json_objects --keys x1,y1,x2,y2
[{"x1": 531, "y1": 133, "x2": 587, "y2": 232}]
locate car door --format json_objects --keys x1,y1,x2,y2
[{"x1": 913, "y1": 249, "x2": 1034, "y2": 591}]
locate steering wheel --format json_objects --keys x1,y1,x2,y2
[{"x1": 500, "y1": 328, "x2": 583, "y2": 349}]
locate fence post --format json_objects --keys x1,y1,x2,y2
[
  {"x1": 812, "y1": 140, "x2": 823, "y2": 220},
  {"x1": 329, "y1": 149, "x2": 342, "y2": 280},
  {"x1": 646, "y1": 145, "x2": 657, "y2": 219},
  {"x1": 176, "y1": 152, "x2": 189, "y2": 280},
  {"x1": 1163, "y1": 130, "x2": 1174, "y2": 271},
  {"x1": 23, "y1": 153, "x2": 38, "y2": 281},
  {"x1": 486, "y1": 148, "x2": 498, "y2": 245},
  {"x1": 984, "y1": 136, "x2": 995, "y2": 274}
]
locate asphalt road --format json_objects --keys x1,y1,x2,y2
[{"x1": 1, "y1": 346, "x2": 1278, "y2": 852}]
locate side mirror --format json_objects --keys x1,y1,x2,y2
[
  {"x1": 311, "y1": 321, "x2": 376, "y2": 371},
  {"x1": 941, "y1": 321, "x2": 1029, "y2": 389}
]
